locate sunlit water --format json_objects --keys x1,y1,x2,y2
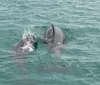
[{"x1": 0, "y1": 0, "x2": 100, "y2": 85}]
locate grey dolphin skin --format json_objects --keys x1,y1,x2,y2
[
  {"x1": 44, "y1": 25, "x2": 65, "y2": 53},
  {"x1": 11, "y1": 34, "x2": 38, "y2": 78}
]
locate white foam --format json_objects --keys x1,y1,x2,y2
[{"x1": 21, "y1": 45, "x2": 34, "y2": 52}]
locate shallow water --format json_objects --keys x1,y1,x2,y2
[{"x1": 0, "y1": 0, "x2": 100, "y2": 85}]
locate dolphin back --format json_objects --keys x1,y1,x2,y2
[{"x1": 44, "y1": 26, "x2": 64, "y2": 44}]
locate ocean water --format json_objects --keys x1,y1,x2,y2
[{"x1": 0, "y1": 0, "x2": 100, "y2": 85}]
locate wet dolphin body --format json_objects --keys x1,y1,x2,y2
[
  {"x1": 10, "y1": 34, "x2": 38, "y2": 79},
  {"x1": 44, "y1": 25, "x2": 65, "y2": 53}
]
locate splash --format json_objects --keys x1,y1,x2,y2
[{"x1": 22, "y1": 27, "x2": 35, "y2": 39}]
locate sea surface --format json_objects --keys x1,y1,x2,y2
[{"x1": 0, "y1": 0, "x2": 100, "y2": 85}]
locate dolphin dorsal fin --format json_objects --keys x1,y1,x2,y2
[{"x1": 51, "y1": 24, "x2": 55, "y2": 37}]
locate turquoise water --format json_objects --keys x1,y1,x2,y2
[{"x1": 0, "y1": 0, "x2": 100, "y2": 85}]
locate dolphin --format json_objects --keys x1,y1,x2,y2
[
  {"x1": 10, "y1": 34, "x2": 38, "y2": 78},
  {"x1": 44, "y1": 25, "x2": 65, "y2": 54}
]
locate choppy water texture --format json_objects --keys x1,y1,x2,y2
[{"x1": 0, "y1": 0, "x2": 100, "y2": 85}]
